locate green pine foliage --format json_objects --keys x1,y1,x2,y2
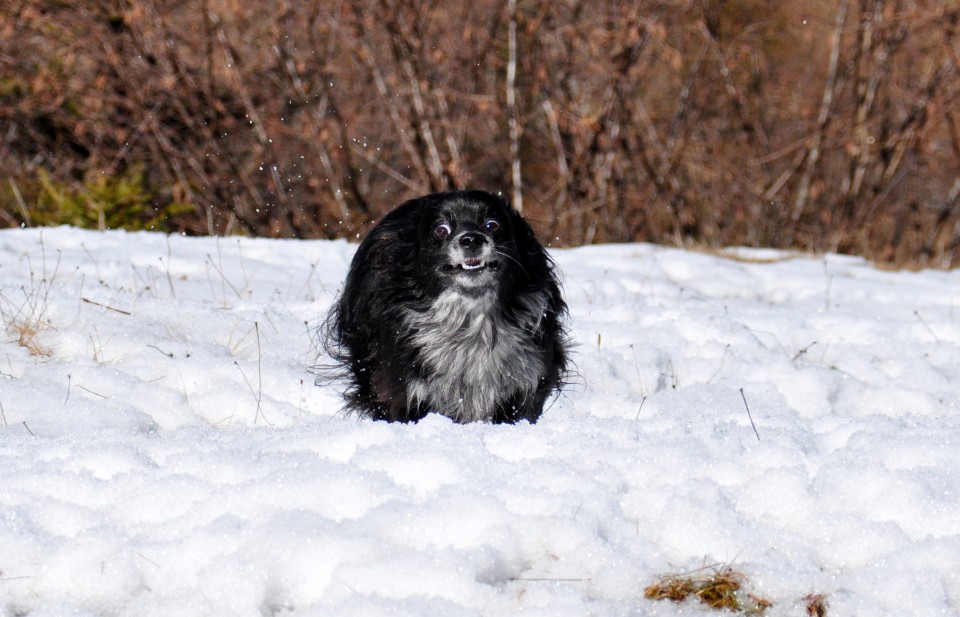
[{"x1": 30, "y1": 168, "x2": 193, "y2": 232}]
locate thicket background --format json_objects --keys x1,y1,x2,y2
[{"x1": 2, "y1": 0, "x2": 958, "y2": 267}]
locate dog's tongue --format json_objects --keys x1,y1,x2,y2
[{"x1": 462, "y1": 258, "x2": 483, "y2": 270}]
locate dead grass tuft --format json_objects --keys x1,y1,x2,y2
[
  {"x1": 805, "y1": 593, "x2": 829, "y2": 617},
  {"x1": 10, "y1": 319, "x2": 52, "y2": 357},
  {"x1": 644, "y1": 565, "x2": 772, "y2": 614},
  {"x1": 0, "y1": 239, "x2": 60, "y2": 358}
]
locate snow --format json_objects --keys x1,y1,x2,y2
[{"x1": 1, "y1": 226, "x2": 958, "y2": 616}]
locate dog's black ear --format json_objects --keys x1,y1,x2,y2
[
  {"x1": 349, "y1": 202, "x2": 421, "y2": 276},
  {"x1": 506, "y1": 205, "x2": 551, "y2": 279},
  {"x1": 362, "y1": 228, "x2": 400, "y2": 271}
]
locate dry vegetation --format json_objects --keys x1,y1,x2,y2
[
  {"x1": 644, "y1": 565, "x2": 774, "y2": 614},
  {"x1": 644, "y1": 564, "x2": 832, "y2": 615},
  {"x1": 2, "y1": 0, "x2": 959, "y2": 267},
  {"x1": 0, "y1": 237, "x2": 58, "y2": 357},
  {"x1": 804, "y1": 593, "x2": 830, "y2": 617}
]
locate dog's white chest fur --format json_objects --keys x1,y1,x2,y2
[{"x1": 403, "y1": 289, "x2": 547, "y2": 422}]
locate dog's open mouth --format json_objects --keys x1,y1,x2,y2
[{"x1": 446, "y1": 258, "x2": 499, "y2": 272}]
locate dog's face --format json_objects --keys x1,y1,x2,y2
[{"x1": 417, "y1": 194, "x2": 515, "y2": 291}]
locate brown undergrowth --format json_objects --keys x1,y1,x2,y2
[{"x1": 2, "y1": 1, "x2": 958, "y2": 268}]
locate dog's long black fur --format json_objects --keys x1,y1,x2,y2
[{"x1": 322, "y1": 190, "x2": 568, "y2": 423}]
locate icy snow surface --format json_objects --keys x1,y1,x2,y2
[{"x1": 0, "y1": 227, "x2": 958, "y2": 616}]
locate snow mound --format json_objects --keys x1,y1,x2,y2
[{"x1": 1, "y1": 228, "x2": 958, "y2": 615}]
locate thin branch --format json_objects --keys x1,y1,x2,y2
[
  {"x1": 739, "y1": 388, "x2": 761, "y2": 442},
  {"x1": 793, "y1": 0, "x2": 849, "y2": 222},
  {"x1": 254, "y1": 321, "x2": 264, "y2": 424},
  {"x1": 507, "y1": 0, "x2": 523, "y2": 212}
]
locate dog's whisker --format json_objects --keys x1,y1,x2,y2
[{"x1": 495, "y1": 249, "x2": 529, "y2": 277}]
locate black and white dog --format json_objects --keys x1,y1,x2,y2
[{"x1": 323, "y1": 190, "x2": 568, "y2": 423}]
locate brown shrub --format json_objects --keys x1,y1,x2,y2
[{"x1": 2, "y1": 0, "x2": 958, "y2": 267}]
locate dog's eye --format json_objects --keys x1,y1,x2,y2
[
  {"x1": 484, "y1": 219, "x2": 501, "y2": 233},
  {"x1": 433, "y1": 223, "x2": 452, "y2": 239}
]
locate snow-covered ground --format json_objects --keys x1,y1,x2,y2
[{"x1": 0, "y1": 226, "x2": 958, "y2": 616}]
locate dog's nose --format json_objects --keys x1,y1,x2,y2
[{"x1": 458, "y1": 232, "x2": 486, "y2": 248}]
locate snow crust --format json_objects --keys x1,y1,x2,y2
[{"x1": 1, "y1": 227, "x2": 958, "y2": 615}]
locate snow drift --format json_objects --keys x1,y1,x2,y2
[{"x1": 0, "y1": 227, "x2": 958, "y2": 616}]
